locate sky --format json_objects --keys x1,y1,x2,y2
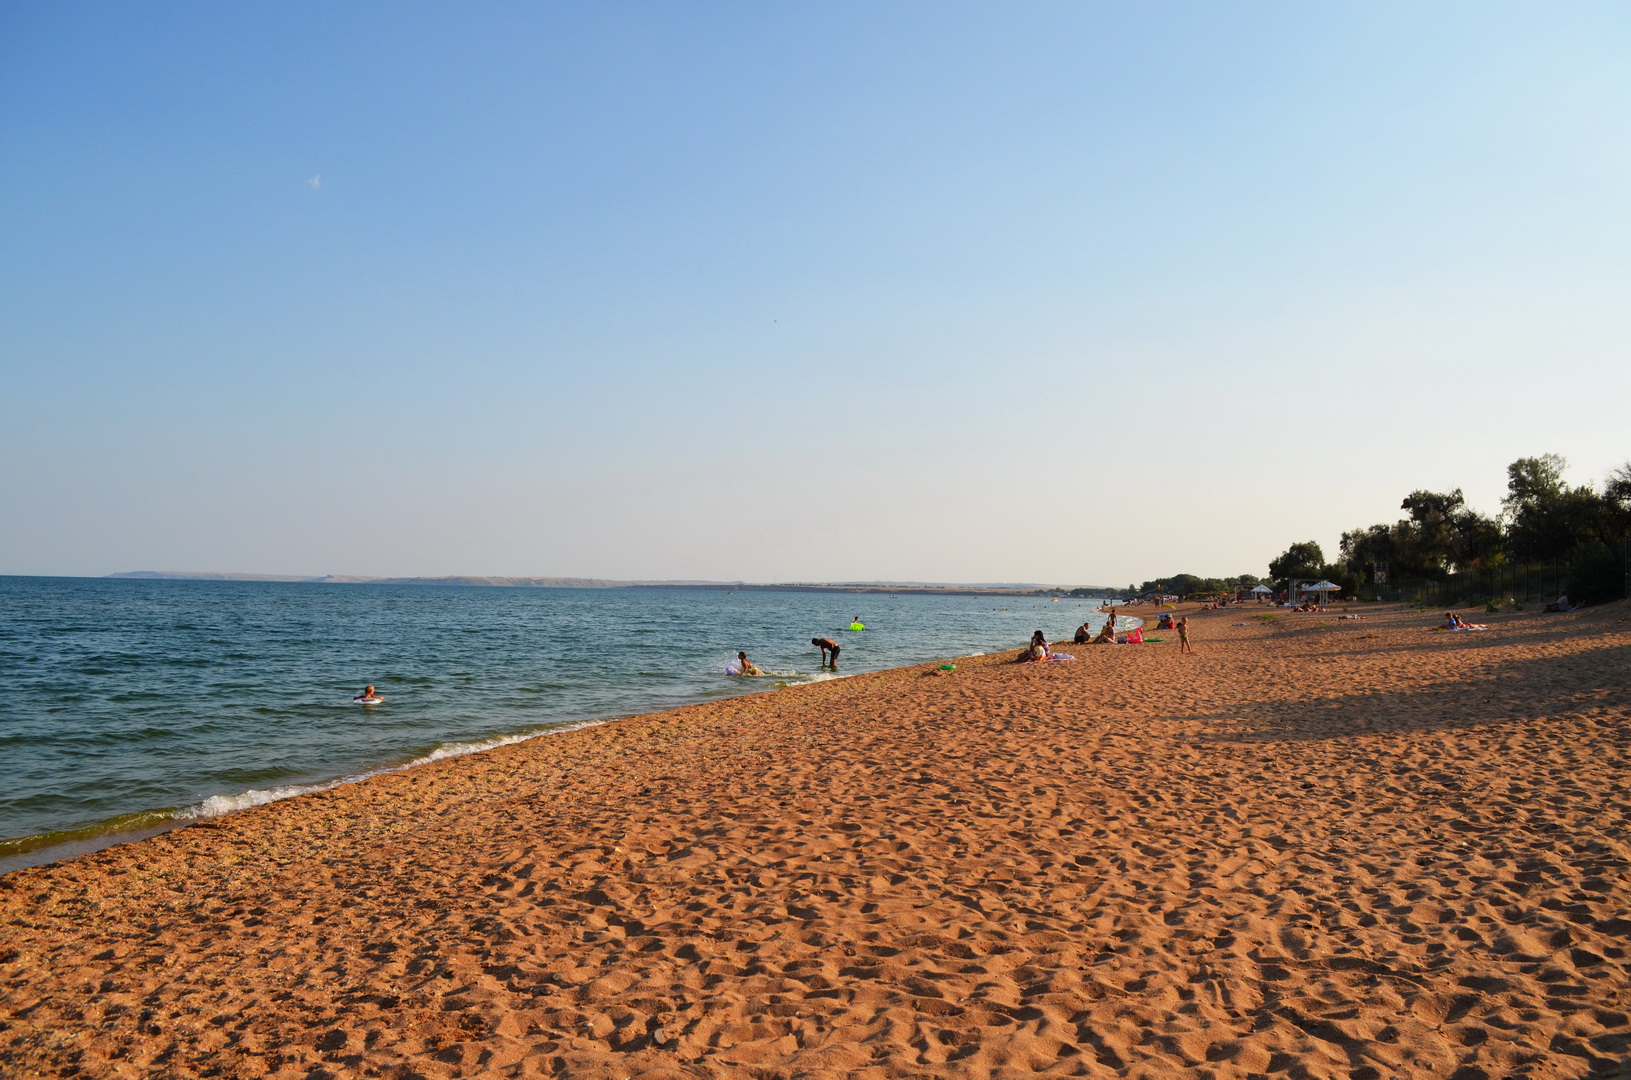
[{"x1": 3, "y1": 3, "x2": 1629, "y2": 586}]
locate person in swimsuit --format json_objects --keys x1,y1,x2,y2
[
  {"x1": 812, "y1": 637, "x2": 841, "y2": 668},
  {"x1": 1016, "y1": 630, "x2": 1050, "y2": 662},
  {"x1": 735, "y1": 651, "x2": 761, "y2": 676},
  {"x1": 1178, "y1": 617, "x2": 1193, "y2": 655},
  {"x1": 1073, "y1": 622, "x2": 1091, "y2": 644}
]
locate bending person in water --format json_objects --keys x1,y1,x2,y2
[
  {"x1": 812, "y1": 637, "x2": 841, "y2": 668},
  {"x1": 734, "y1": 651, "x2": 762, "y2": 676}
]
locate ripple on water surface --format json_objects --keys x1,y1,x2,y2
[{"x1": 0, "y1": 576, "x2": 1127, "y2": 869}]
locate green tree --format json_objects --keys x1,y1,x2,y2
[
  {"x1": 1502, "y1": 454, "x2": 1623, "y2": 560},
  {"x1": 1268, "y1": 541, "x2": 1325, "y2": 584},
  {"x1": 1340, "y1": 488, "x2": 1503, "y2": 582}
]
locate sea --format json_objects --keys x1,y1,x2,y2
[{"x1": 0, "y1": 576, "x2": 1125, "y2": 873}]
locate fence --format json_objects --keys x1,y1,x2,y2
[{"x1": 1372, "y1": 537, "x2": 1630, "y2": 607}]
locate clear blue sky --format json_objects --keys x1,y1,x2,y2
[{"x1": 3, "y1": 3, "x2": 1628, "y2": 585}]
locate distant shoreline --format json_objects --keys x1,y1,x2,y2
[{"x1": 102, "y1": 571, "x2": 1122, "y2": 598}]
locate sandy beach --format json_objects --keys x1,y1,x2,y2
[{"x1": 2, "y1": 602, "x2": 1627, "y2": 1079}]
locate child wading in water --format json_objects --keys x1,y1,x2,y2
[{"x1": 1178, "y1": 616, "x2": 1193, "y2": 655}]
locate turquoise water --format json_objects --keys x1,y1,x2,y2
[{"x1": 0, "y1": 576, "x2": 1123, "y2": 870}]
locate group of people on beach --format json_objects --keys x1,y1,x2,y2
[
  {"x1": 1014, "y1": 607, "x2": 1193, "y2": 661},
  {"x1": 728, "y1": 618, "x2": 858, "y2": 678}
]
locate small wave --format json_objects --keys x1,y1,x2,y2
[
  {"x1": 177, "y1": 719, "x2": 608, "y2": 821},
  {"x1": 183, "y1": 781, "x2": 348, "y2": 818}
]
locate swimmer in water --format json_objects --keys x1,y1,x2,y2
[
  {"x1": 812, "y1": 637, "x2": 841, "y2": 668},
  {"x1": 735, "y1": 651, "x2": 761, "y2": 676},
  {"x1": 357, "y1": 684, "x2": 379, "y2": 702}
]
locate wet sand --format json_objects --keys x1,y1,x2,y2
[{"x1": 2, "y1": 602, "x2": 1628, "y2": 1078}]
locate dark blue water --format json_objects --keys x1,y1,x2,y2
[{"x1": 0, "y1": 576, "x2": 1123, "y2": 868}]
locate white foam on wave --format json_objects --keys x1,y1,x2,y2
[
  {"x1": 178, "y1": 719, "x2": 607, "y2": 821},
  {"x1": 184, "y1": 781, "x2": 349, "y2": 818}
]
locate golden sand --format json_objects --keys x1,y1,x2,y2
[{"x1": 2, "y1": 602, "x2": 1628, "y2": 1078}]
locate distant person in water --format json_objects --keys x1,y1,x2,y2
[
  {"x1": 850, "y1": 616, "x2": 865, "y2": 630},
  {"x1": 735, "y1": 651, "x2": 761, "y2": 676},
  {"x1": 812, "y1": 637, "x2": 841, "y2": 668}
]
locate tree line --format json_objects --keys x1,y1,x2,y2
[
  {"x1": 1109, "y1": 454, "x2": 1629, "y2": 603},
  {"x1": 1269, "y1": 454, "x2": 1630, "y2": 602}
]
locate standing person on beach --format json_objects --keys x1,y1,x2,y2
[
  {"x1": 1178, "y1": 617, "x2": 1193, "y2": 655},
  {"x1": 812, "y1": 637, "x2": 841, "y2": 668}
]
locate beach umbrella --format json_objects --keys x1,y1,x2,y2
[{"x1": 1302, "y1": 580, "x2": 1342, "y2": 603}]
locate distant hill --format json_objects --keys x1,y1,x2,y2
[
  {"x1": 108, "y1": 572, "x2": 631, "y2": 587},
  {"x1": 103, "y1": 571, "x2": 1109, "y2": 597},
  {"x1": 110, "y1": 571, "x2": 329, "y2": 583}
]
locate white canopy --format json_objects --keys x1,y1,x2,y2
[
  {"x1": 1250, "y1": 584, "x2": 1273, "y2": 594},
  {"x1": 1302, "y1": 580, "x2": 1342, "y2": 593}
]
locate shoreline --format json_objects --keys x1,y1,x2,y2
[
  {"x1": 3, "y1": 604, "x2": 1143, "y2": 876},
  {"x1": 0, "y1": 719, "x2": 617, "y2": 876},
  {"x1": 3, "y1": 601, "x2": 1626, "y2": 1078}
]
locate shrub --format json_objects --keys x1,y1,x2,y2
[{"x1": 1566, "y1": 542, "x2": 1626, "y2": 604}]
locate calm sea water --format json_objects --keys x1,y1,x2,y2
[{"x1": 0, "y1": 576, "x2": 1123, "y2": 871}]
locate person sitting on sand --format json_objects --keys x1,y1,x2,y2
[
  {"x1": 1016, "y1": 630, "x2": 1051, "y2": 662},
  {"x1": 1543, "y1": 594, "x2": 1571, "y2": 613},
  {"x1": 1092, "y1": 611, "x2": 1119, "y2": 644},
  {"x1": 1073, "y1": 622, "x2": 1092, "y2": 644},
  {"x1": 734, "y1": 651, "x2": 761, "y2": 676},
  {"x1": 812, "y1": 637, "x2": 841, "y2": 668}
]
